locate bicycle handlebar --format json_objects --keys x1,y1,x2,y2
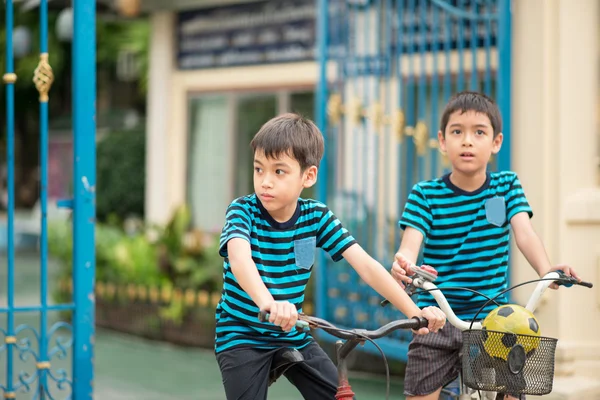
[
  {"x1": 258, "y1": 310, "x2": 428, "y2": 340},
  {"x1": 381, "y1": 270, "x2": 593, "y2": 332}
]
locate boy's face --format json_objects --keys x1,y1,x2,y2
[
  {"x1": 438, "y1": 110, "x2": 503, "y2": 176},
  {"x1": 253, "y1": 150, "x2": 317, "y2": 221}
]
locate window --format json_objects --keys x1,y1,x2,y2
[
  {"x1": 187, "y1": 89, "x2": 315, "y2": 229},
  {"x1": 234, "y1": 95, "x2": 278, "y2": 198},
  {"x1": 187, "y1": 96, "x2": 231, "y2": 232}
]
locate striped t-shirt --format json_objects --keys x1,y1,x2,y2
[
  {"x1": 215, "y1": 194, "x2": 356, "y2": 354},
  {"x1": 399, "y1": 171, "x2": 533, "y2": 321}
]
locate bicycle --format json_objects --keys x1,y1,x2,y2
[
  {"x1": 381, "y1": 266, "x2": 594, "y2": 399},
  {"x1": 258, "y1": 310, "x2": 429, "y2": 400}
]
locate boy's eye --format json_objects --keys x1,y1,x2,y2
[
  {"x1": 476, "y1": 130, "x2": 486, "y2": 136},
  {"x1": 451, "y1": 129, "x2": 461, "y2": 135},
  {"x1": 275, "y1": 169, "x2": 285, "y2": 175},
  {"x1": 254, "y1": 167, "x2": 262, "y2": 173}
]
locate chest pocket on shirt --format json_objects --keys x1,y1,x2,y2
[
  {"x1": 294, "y1": 237, "x2": 316, "y2": 270},
  {"x1": 485, "y1": 197, "x2": 506, "y2": 227}
]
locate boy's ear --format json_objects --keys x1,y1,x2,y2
[
  {"x1": 492, "y1": 132, "x2": 504, "y2": 154},
  {"x1": 437, "y1": 131, "x2": 446, "y2": 152},
  {"x1": 303, "y1": 166, "x2": 318, "y2": 188}
]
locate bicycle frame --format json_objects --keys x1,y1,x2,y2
[
  {"x1": 334, "y1": 338, "x2": 362, "y2": 400},
  {"x1": 258, "y1": 311, "x2": 427, "y2": 400},
  {"x1": 302, "y1": 315, "x2": 428, "y2": 400}
]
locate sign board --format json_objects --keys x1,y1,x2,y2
[
  {"x1": 176, "y1": 0, "x2": 498, "y2": 72},
  {"x1": 177, "y1": 0, "x2": 318, "y2": 70}
]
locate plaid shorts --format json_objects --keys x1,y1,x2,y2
[
  {"x1": 404, "y1": 323, "x2": 463, "y2": 397},
  {"x1": 403, "y1": 325, "x2": 526, "y2": 399}
]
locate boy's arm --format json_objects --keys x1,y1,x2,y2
[
  {"x1": 510, "y1": 212, "x2": 580, "y2": 288},
  {"x1": 341, "y1": 243, "x2": 445, "y2": 333},
  {"x1": 227, "y1": 238, "x2": 297, "y2": 331},
  {"x1": 391, "y1": 227, "x2": 424, "y2": 286}
]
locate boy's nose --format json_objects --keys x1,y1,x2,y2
[{"x1": 262, "y1": 177, "x2": 273, "y2": 188}]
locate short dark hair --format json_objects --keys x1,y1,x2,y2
[
  {"x1": 250, "y1": 113, "x2": 324, "y2": 171},
  {"x1": 440, "y1": 91, "x2": 502, "y2": 136}
]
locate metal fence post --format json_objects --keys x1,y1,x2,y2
[
  {"x1": 315, "y1": 0, "x2": 330, "y2": 320},
  {"x1": 498, "y1": 0, "x2": 512, "y2": 173},
  {"x1": 72, "y1": 0, "x2": 97, "y2": 398}
]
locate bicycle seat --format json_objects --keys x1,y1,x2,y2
[{"x1": 269, "y1": 348, "x2": 304, "y2": 386}]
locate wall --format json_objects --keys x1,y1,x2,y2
[
  {"x1": 146, "y1": 3, "x2": 600, "y2": 393},
  {"x1": 512, "y1": 0, "x2": 600, "y2": 393},
  {"x1": 145, "y1": 11, "x2": 175, "y2": 225},
  {"x1": 145, "y1": 10, "x2": 335, "y2": 224}
]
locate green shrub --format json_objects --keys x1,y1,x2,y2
[
  {"x1": 96, "y1": 130, "x2": 145, "y2": 223},
  {"x1": 49, "y1": 204, "x2": 224, "y2": 323}
]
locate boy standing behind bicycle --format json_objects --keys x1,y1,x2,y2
[
  {"x1": 391, "y1": 92, "x2": 579, "y2": 400},
  {"x1": 215, "y1": 113, "x2": 445, "y2": 400}
]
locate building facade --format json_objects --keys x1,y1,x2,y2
[{"x1": 142, "y1": 1, "x2": 600, "y2": 398}]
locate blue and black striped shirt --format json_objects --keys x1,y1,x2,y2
[
  {"x1": 400, "y1": 171, "x2": 533, "y2": 321},
  {"x1": 215, "y1": 194, "x2": 356, "y2": 353}
]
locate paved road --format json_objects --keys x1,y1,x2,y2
[{"x1": 1, "y1": 252, "x2": 405, "y2": 399}]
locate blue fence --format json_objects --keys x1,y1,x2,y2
[
  {"x1": 316, "y1": 0, "x2": 511, "y2": 361},
  {"x1": 1, "y1": 1, "x2": 96, "y2": 398}
]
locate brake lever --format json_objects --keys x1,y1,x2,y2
[
  {"x1": 381, "y1": 265, "x2": 437, "y2": 307},
  {"x1": 411, "y1": 265, "x2": 438, "y2": 282},
  {"x1": 405, "y1": 282, "x2": 418, "y2": 297}
]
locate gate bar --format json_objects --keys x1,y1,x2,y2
[
  {"x1": 72, "y1": 1, "x2": 97, "y2": 398},
  {"x1": 0, "y1": 304, "x2": 75, "y2": 314},
  {"x1": 3, "y1": 0, "x2": 16, "y2": 397},
  {"x1": 38, "y1": 0, "x2": 51, "y2": 395},
  {"x1": 315, "y1": 0, "x2": 329, "y2": 320},
  {"x1": 497, "y1": 0, "x2": 511, "y2": 173},
  {"x1": 430, "y1": 4, "x2": 440, "y2": 177}
]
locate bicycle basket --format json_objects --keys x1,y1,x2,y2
[{"x1": 461, "y1": 329, "x2": 558, "y2": 396}]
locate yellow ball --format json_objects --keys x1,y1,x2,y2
[{"x1": 481, "y1": 304, "x2": 541, "y2": 361}]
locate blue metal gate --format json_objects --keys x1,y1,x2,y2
[
  {"x1": 2, "y1": 1, "x2": 96, "y2": 398},
  {"x1": 315, "y1": 0, "x2": 511, "y2": 360}
]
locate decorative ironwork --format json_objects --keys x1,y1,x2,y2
[
  {"x1": 33, "y1": 53, "x2": 54, "y2": 102},
  {"x1": 326, "y1": 94, "x2": 366, "y2": 127},
  {"x1": 392, "y1": 109, "x2": 406, "y2": 141},
  {"x1": 405, "y1": 121, "x2": 430, "y2": 156},
  {"x1": 47, "y1": 322, "x2": 74, "y2": 398},
  {"x1": 4, "y1": 336, "x2": 17, "y2": 344},
  {"x1": 369, "y1": 102, "x2": 384, "y2": 131},
  {"x1": 317, "y1": 0, "x2": 510, "y2": 361},
  {"x1": 36, "y1": 362, "x2": 51, "y2": 370},
  {"x1": 3, "y1": 0, "x2": 96, "y2": 398},
  {"x1": 2, "y1": 73, "x2": 17, "y2": 84},
  {"x1": 327, "y1": 93, "x2": 343, "y2": 125},
  {"x1": 0, "y1": 322, "x2": 73, "y2": 399},
  {"x1": 347, "y1": 97, "x2": 363, "y2": 127}
]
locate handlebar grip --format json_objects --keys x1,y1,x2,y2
[
  {"x1": 554, "y1": 271, "x2": 594, "y2": 289},
  {"x1": 257, "y1": 311, "x2": 310, "y2": 332},
  {"x1": 410, "y1": 316, "x2": 429, "y2": 330},
  {"x1": 258, "y1": 310, "x2": 269, "y2": 322}
]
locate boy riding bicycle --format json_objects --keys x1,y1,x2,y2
[
  {"x1": 390, "y1": 92, "x2": 580, "y2": 400},
  {"x1": 215, "y1": 113, "x2": 446, "y2": 400}
]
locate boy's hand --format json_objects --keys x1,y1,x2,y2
[
  {"x1": 391, "y1": 252, "x2": 415, "y2": 287},
  {"x1": 413, "y1": 306, "x2": 446, "y2": 335},
  {"x1": 547, "y1": 264, "x2": 581, "y2": 289},
  {"x1": 262, "y1": 301, "x2": 298, "y2": 332}
]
